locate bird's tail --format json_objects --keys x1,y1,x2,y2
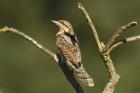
[{"x1": 74, "y1": 65, "x2": 94, "y2": 87}]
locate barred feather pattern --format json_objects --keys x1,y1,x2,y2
[
  {"x1": 74, "y1": 65, "x2": 94, "y2": 87},
  {"x1": 56, "y1": 34, "x2": 94, "y2": 87}
]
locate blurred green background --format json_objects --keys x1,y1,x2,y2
[{"x1": 0, "y1": 0, "x2": 140, "y2": 93}]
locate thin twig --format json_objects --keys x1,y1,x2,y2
[
  {"x1": 0, "y1": 26, "x2": 84, "y2": 93},
  {"x1": 78, "y1": 2, "x2": 120, "y2": 93},
  {"x1": 102, "y1": 22, "x2": 139, "y2": 92},
  {"x1": 78, "y1": 2, "x2": 102, "y2": 52},
  {"x1": 0, "y1": 26, "x2": 58, "y2": 62},
  {"x1": 107, "y1": 35, "x2": 140, "y2": 53},
  {"x1": 101, "y1": 21, "x2": 138, "y2": 93},
  {"x1": 105, "y1": 21, "x2": 137, "y2": 52}
]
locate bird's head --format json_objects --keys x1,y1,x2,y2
[{"x1": 52, "y1": 20, "x2": 74, "y2": 36}]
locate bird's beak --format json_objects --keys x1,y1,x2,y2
[
  {"x1": 52, "y1": 20, "x2": 65, "y2": 35},
  {"x1": 51, "y1": 20, "x2": 60, "y2": 25}
]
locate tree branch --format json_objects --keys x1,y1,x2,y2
[
  {"x1": 105, "y1": 21, "x2": 137, "y2": 52},
  {"x1": 78, "y1": 2, "x2": 103, "y2": 52},
  {"x1": 107, "y1": 35, "x2": 140, "y2": 53},
  {"x1": 78, "y1": 2, "x2": 120, "y2": 93},
  {"x1": 0, "y1": 26, "x2": 58, "y2": 61},
  {"x1": 101, "y1": 21, "x2": 138, "y2": 93},
  {"x1": 101, "y1": 54, "x2": 120, "y2": 93},
  {"x1": 0, "y1": 26, "x2": 84, "y2": 93}
]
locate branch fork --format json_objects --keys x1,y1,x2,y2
[{"x1": 78, "y1": 2, "x2": 139, "y2": 93}]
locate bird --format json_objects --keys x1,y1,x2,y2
[{"x1": 52, "y1": 20, "x2": 94, "y2": 87}]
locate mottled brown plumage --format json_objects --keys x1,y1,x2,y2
[{"x1": 52, "y1": 20, "x2": 94, "y2": 87}]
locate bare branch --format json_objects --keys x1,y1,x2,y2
[
  {"x1": 0, "y1": 26, "x2": 84, "y2": 93},
  {"x1": 107, "y1": 35, "x2": 140, "y2": 53},
  {"x1": 78, "y1": 2, "x2": 120, "y2": 93},
  {"x1": 105, "y1": 21, "x2": 137, "y2": 52},
  {"x1": 101, "y1": 53, "x2": 120, "y2": 93},
  {"x1": 78, "y1": 2, "x2": 103, "y2": 52},
  {"x1": 0, "y1": 26, "x2": 58, "y2": 62}
]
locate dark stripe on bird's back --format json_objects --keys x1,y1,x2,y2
[{"x1": 64, "y1": 32, "x2": 78, "y2": 45}]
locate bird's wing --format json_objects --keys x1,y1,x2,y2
[{"x1": 56, "y1": 35, "x2": 81, "y2": 65}]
